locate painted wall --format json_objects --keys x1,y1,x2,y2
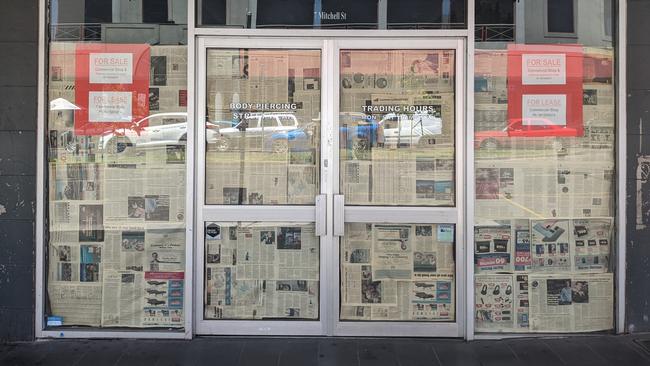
[
  {"x1": 0, "y1": 0, "x2": 38, "y2": 342},
  {"x1": 625, "y1": 0, "x2": 650, "y2": 334}
]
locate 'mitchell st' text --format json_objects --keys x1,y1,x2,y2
[{"x1": 314, "y1": 11, "x2": 347, "y2": 20}]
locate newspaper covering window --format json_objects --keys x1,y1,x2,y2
[
  {"x1": 340, "y1": 223, "x2": 455, "y2": 322},
  {"x1": 474, "y1": 11, "x2": 617, "y2": 334},
  {"x1": 204, "y1": 49, "x2": 321, "y2": 205},
  {"x1": 339, "y1": 49, "x2": 456, "y2": 207},
  {"x1": 204, "y1": 223, "x2": 319, "y2": 320},
  {"x1": 46, "y1": 39, "x2": 188, "y2": 328}
]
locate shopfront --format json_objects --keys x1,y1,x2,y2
[{"x1": 36, "y1": 0, "x2": 624, "y2": 339}]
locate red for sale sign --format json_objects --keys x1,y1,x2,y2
[
  {"x1": 74, "y1": 44, "x2": 150, "y2": 135},
  {"x1": 507, "y1": 44, "x2": 583, "y2": 137}
]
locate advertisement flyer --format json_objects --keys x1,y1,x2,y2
[
  {"x1": 74, "y1": 44, "x2": 150, "y2": 135},
  {"x1": 507, "y1": 44, "x2": 583, "y2": 137}
]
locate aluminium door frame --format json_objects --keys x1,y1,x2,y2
[
  {"x1": 194, "y1": 37, "x2": 331, "y2": 336},
  {"x1": 330, "y1": 38, "x2": 466, "y2": 338},
  {"x1": 194, "y1": 36, "x2": 466, "y2": 337}
]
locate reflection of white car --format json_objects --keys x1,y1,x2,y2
[
  {"x1": 381, "y1": 112, "x2": 443, "y2": 148},
  {"x1": 99, "y1": 113, "x2": 188, "y2": 153},
  {"x1": 210, "y1": 113, "x2": 300, "y2": 152},
  {"x1": 99, "y1": 113, "x2": 223, "y2": 153}
]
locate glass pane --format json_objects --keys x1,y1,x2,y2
[
  {"x1": 340, "y1": 223, "x2": 455, "y2": 321},
  {"x1": 46, "y1": 1, "x2": 188, "y2": 329},
  {"x1": 547, "y1": 0, "x2": 575, "y2": 33},
  {"x1": 204, "y1": 222, "x2": 320, "y2": 320},
  {"x1": 474, "y1": 0, "x2": 616, "y2": 333},
  {"x1": 197, "y1": 0, "x2": 467, "y2": 29},
  {"x1": 339, "y1": 49, "x2": 455, "y2": 206},
  {"x1": 205, "y1": 49, "x2": 321, "y2": 205}
]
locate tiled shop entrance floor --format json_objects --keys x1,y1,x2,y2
[{"x1": 2, "y1": 335, "x2": 650, "y2": 366}]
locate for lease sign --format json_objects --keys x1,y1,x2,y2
[
  {"x1": 522, "y1": 94, "x2": 567, "y2": 126},
  {"x1": 74, "y1": 44, "x2": 150, "y2": 136},
  {"x1": 507, "y1": 44, "x2": 583, "y2": 137}
]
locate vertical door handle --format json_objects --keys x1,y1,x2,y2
[
  {"x1": 333, "y1": 194, "x2": 345, "y2": 236},
  {"x1": 315, "y1": 194, "x2": 327, "y2": 236}
]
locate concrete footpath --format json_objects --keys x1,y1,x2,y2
[{"x1": 2, "y1": 334, "x2": 650, "y2": 366}]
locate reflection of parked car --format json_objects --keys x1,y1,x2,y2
[
  {"x1": 98, "y1": 112, "x2": 222, "y2": 154},
  {"x1": 381, "y1": 112, "x2": 442, "y2": 148},
  {"x1": 475, "y1": 118, "x2": 578, "y2": 151},
  {"x1": 209, "y1": 113, "x2": 300, "y2": 152},
  {"x1": 339, "y1": 113, "x2": 384, "y2": 155},
  {"x1": 266, "y1": 122, "x2": 318, "y2": 153}
]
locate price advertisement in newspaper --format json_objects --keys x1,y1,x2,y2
[
  {"x1": 474, "y1": 224, "x2": 512, "y2": 273},
  {"x1": 531, "y1": 219, "x2": 571, "y2": 272},
  {"x1": 571, "y1": 218, "x2": 612, "y2": 272},
  {"x1": 475, "y1": 274, "x2": 515, "y2": 331},
  {"x1": 513, "y1": 219, "x2": 532, "y2": 272}
]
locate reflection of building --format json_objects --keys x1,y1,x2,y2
[
  {"x1": 515, "y1": 0, "x2": 613, "y2": 47},
  {"x1": 477, "y1": 0, "x2": 613, "y2": 47},
  {"x1": 52, "y1": 0, "x2": 187, "y2": 44}
]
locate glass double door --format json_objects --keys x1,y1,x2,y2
[{"x1": 195, "y1": 37, "x2": 464, "y2": 337}]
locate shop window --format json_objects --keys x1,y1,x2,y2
[
  {"x1": 45, "y1": 0, "x2": 188, "y2": 331},
  {"x1": 143, "y1": 0, "x2": 169, "y2": 23},
  {"x1": 474, "y1": 0, "x2": 617, "y2": 334},
  {"x1": 84, "y1": 0, "x2": 112, "y2": 23},
  {"x1": 547, "y1": 0, "x2": 575, "y2": 34},
  {"x1": 201, "y1": 0, "x2": 227, "y2": 26}
]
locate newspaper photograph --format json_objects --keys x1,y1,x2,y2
[{"x1": 528, "y1": 273, "x2": 613, "y2": 332}]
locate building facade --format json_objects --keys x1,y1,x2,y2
[{"x1": 3, "y1": 0, "x2": 650, "y2": 341}]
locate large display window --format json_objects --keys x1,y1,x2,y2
[
  {"x1": 37, "y1": 0, "x2": 623, "y2": 339},
  {"x1": 473, "y1": 0, "x2": 618, "y2": 334},
  {"x1": 43, "y1": 1, "x2": 189, "y2": 332}
]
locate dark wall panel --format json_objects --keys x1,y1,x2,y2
[
  {"x1": 0, "y1": 0, "x2": 38, "y2": 342},
  {"x1": 626, "y1": 0, "x2": 650, "y2": 333}
]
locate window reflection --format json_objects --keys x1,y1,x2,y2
[
  {"x1": 473, "y1": 0, "x2": 616, "y2": 334},
  {"x1": 205, "y1": 49, "x2": 321, "y2": 205}
]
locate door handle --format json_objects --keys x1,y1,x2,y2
[
  {"x1": 315, "y1": 194, "x2": 327, "y2": 237},
  {"x1": 333, "y1": 194, "x2": 345, "y2": 237}
]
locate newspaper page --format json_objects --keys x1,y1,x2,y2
[
  {"x1": 513, "y1": 274, "x2": 530, "y2": 331},
  {"x1": 204, "y1": 223, "x2": 319, "y2": 320},
  {"x1": 513, "y1": 219, "x2": 532, "y2": 272},
  {"x1": 341, "y1": 223, "x2": 455, "y2": 321},
  {"x1": 475, "y1": 274, "x2": 529, "y2": 332},
  {"x1": 475, "y1": 161, "x2": 614, "y2": 220},
  {"x1": 475, "y1": 274, "x2": 515, "y2": 331},
  {"x1": 528, "y1": 273, "x2": 613, "y2": 332},
  {"x1": 48, "y1": 188, "x2": 104, "y2": 326},
  {"x1": 474, "y1": 223, "x2": 512, "y2": 273},
  {"x1": 101, "y1": 270, "x2": 144, "y2": 327},
  {"x1": 571, "y1": 218, "x2": 612, "y2": 273},
  {"x1": 530, "y1": 219, "x2": 571, "y2": 272},
  {"x1": 372, "y1": 225, "x2": 414, "y2": 280}
]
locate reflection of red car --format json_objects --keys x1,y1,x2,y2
[{"x1": 475, "y1": 118, "x2": 580, "y2": 150}]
